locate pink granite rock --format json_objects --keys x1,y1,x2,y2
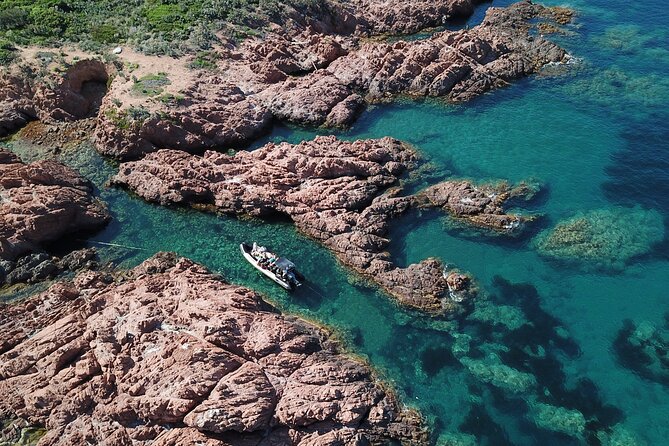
[
  {"x1": 414, "y1": 180, "x2": 539, "y2": 233},
  {"x1": 352, "y1": 0, "x2": 482, "y2": 35},
  {"x1": 0, "y1": 74, "x2": 36, "y2": 137},
  {"x1": 33, "y1": 59, "x2": 109, "y2": 122},
  {"x1": 0, "y1": 60, "x2": 109, "y2": 138},
  {"x1": 0, "y1": 253, "x2": 427, "y2": 445},
  {"x1": 92, "y1": 1, "x2": 572, "y2": 159},
  {"x1": 112, "y1": 136, "x2": 476, "y2": 315},
  {"x1": 0, "y1": 149, "x2": 110, "y2": 261}
]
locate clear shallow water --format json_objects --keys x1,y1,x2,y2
[{"x1": 3, "y1": 0, "x2": 669, "y2": 443}]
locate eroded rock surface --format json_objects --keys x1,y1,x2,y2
[
  {"x1": 95, "y1": 80, "x2": 273, "y2": 160},
  {"x1": 352, "y1": 0, "x2": 483, "y2": 35},
  {"x1": 0, "y1": 74, "x2": 36, "y2": 137},
  {"x1": 534, "y1": 206, "x2": 664, "y2": 271},
  {"x1": 93, "y1": 1, "x2": 572, "y2": 159},
  {"x1": 0, "y1": 248, "x2": 99, "y2": 286},
  {"x1": 0, "y1": 148, "x2": 109, "y2": 261},
  {"x1": 33, "y1": 59, "x2": 109, "y2": 122},
  {"x1": 0, "y1": 60, "x2": 109, "y2": 137},
  {"x1": 327, "y1": 1, "x2": 569, "y2": 103},
  {"x1": 112, "y1": 136, "x2": 474, "y2": 315},
  {"x1": 615, "y1": 317, "x2": 669, "y2": 387},
  {"x1": 0, "y1": 2, "x2": 572, "y2": 158},
  {"x1": 0, "y1": 253, "x2": 427, "y2": 445}
]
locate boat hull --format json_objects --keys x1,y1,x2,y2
[{"x1": 240, "y1": 243, "x2": 295, "y2": 290}]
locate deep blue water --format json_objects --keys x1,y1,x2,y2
[{"x1": 3, "y1": 0, "x2": 669, "y2": 444}]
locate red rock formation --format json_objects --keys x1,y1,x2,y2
[
  {"x1": 328, "y1": 1, "x2": 569, "y2": 103},
  {"x1": 112, "y1": 136, "x2": 474, "y2": 315},
  {"x1": 0, "y1": 60, "x2": 109, "y2": 138},
  {"x1": 352, "y1": 0, "x2": 482, "y2": 35},
  {"x1": 33, "y1": 59, "x2": 109, "y2": 122},
  {"x1": 94, "y1": 80, "x2": 273, "y2": 160},
  {"x1": 0, "y1": 253, "x2": 427, "y2": 445},
  {"x1": 94, "y1": 1, "x2": 572, "y2": 159},
  {"x1": 414, "y1": 180, "x2": 539, "y2": 233},
  {"x1": 0, "y1": 3, "x2": 571, "y2": 156},
  {"x1": 0, "y1": 74, "x2": 36, "y2": 137},
  {"x1": 0, "y1": 149, "x2": 110, "y2": 260}
]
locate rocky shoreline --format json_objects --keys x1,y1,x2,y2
[
  {"x1": 112, "y1": 136, "x2": 536, "y2": 315},
  {"x1": 0, "y1": 2, "x2": 572, "y2": 160},
  {"x1": 0, "y1": 149, "x2": 109, "y2": 286},
  {"x1": 0, "y1": 0, "x2": 575, "y2": 443},
  {"x1": 92, "y1": 0, "x2": 572, "y2": 160},
  {"x1": 0, "y1": 253, "x2": 427, "y2": 445}
]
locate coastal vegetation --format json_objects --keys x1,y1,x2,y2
[
  {"x1": 0, "y1": 0, "x2": 326, "y2": 59},
  {"x1": 131, "y1": 72, "x2": 170, "y2": 97},
  {"x1": 105, "y1": 105, "x2": 151, "y2": 130},
  {"x1": 0, "y1": 38, "x2": 15, "y2": 64}
]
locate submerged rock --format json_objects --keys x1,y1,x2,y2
[
  {"x1": 614, "y1": 317, "x2": 669, "y2": 387},
  {"x1": 112, "y1": 136, "x2": 477, "y2": 316},
  {"x1": 534, "y1": 206, "x2": 664, "y2": 271},
  {"x1": 436, "y1": 431, "x2": 478, "y2": 446},
  {"x1": 459, "y1": 354, "x2": 537, "y2": 394},
  {"x1": 0, "y1": 418, "x2": 46, "y2": 445},
  {"x1": 597, "y1": 424, "x2": 648, "y2": 446},
  {"x1": 0, "y1": 253, "x2": 427, "y2": 445},
  {"x1": 567, "y1": 68, "x2": 669, "y2": 112},
  {"x1": 4, "y1": 253, "x2": 58, "y2": 284},
  {"x1": 530, "y1": 403, "x2": 586, "y2": 438},
  {"x1": 468, "y1": 302, "x2": 528, "y2": 331},
  {"x1": 0, "y1": 246, "x2": 101, "y2": 289}
]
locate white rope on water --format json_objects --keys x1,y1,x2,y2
[
  {"x1": 78, "y1": 239, "x2": 147, "y2": 251},
  {"x1": 303, "y1": 282, "x2": 328, "y2": 301}
]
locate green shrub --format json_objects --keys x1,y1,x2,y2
[
  {"x1": 157, "y1": 92, "x2": 185, "y2": 106},
  {"x1": 105, "y1": 108, "x2": 131, "y2": 130},
  {"x1": 0, "y1": 38, "x2": 16, "y2": 64},
  {"x1": 144, "y1": 3, "x2": 186, "y2": 33},
  {"x1": 125, "y1": 62, "x2": 140, "y2": 72},
  {"x1": 91, "y1": 23, "x2": 120, "y2": 43},
  {"x1": 127, "y1": 106, "x2": 150, "y2": 121},
  {"x1": 131, "y1": 72, "x2": 171, "y2": 97},
  {"x1": 189, "y1": 51, "x2": 217, "y2": 69},
  {"x1": 106, "y1": 105, "x2": 150, "y2": 130},
  {"x1": 28, "y1": 5, "x2": 69, "y2": 39},
  {"x1": 0, "y1": 0, "x2": 326, "y2": 55},
  {"x1": 0, "y1": 7, "x2": 29, "y2": 30}
]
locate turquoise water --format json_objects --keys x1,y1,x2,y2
[{"x1": 4, "y1": 0, "x2": 669, "y2": 443}]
